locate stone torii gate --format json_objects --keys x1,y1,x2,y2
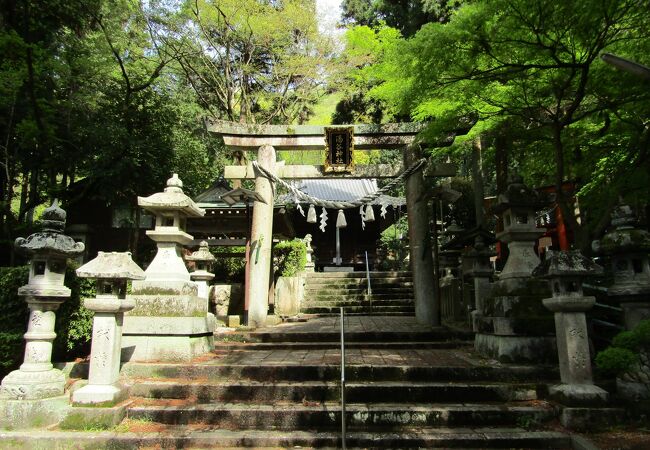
[{"x1": 207, "y1": 120, "x2": 460, "y2": 328}]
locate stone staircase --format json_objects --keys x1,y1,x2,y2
[
  {"x1": 0, "y1": 317, "x2": 583, "y2": 448},
  {"x1": 302, "y1": 271, "x2": 415, "y2": 315}
]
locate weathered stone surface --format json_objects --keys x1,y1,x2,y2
[
  {"x1": 275, "y1": 276, "x2": 304, "y2": 316},
  {"x1": 549, "y1": 384, "x2": 608, "y2": 407},
  {"x1": 0, "y1": 394, "x2": 70, "y2": 429},
  {"x1": 559, "y1": 407, "x2": 624, "y2": 432},
  {"x1": 76, "y1": 252, "x2": 145, "y2": 280},
  {"x1": 474, "y1": 333, "x2": 557, "y2": 363},
  {"x1": 121, "y1": 335, "x2": 213, "y2": 362}
]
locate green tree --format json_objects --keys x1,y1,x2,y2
[{"x1": 363, "y1": 0, "x2": 650, "y2": 251}]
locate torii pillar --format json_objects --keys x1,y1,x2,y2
[
  {"x1": 404, "y1": 145, "x2": 439, "y2": 327},
  {"x1": 248, "y1": 144, "x2": 276, "y2": 327}
]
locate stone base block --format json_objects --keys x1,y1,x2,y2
[
  {"x1": 121, "y1": 334, "x2": 213, "y2": 362},
  {"x1": 60, "y1": 401, "x2": 130, "y2": 430},
  {"x1": 226, "y1": 315, "x2": 241, "y2": 327},
  {"x1": 266, "y1": 315, "x2": 282, "y2": 326},
  {"x1": 475, "y1": 333, "x2": 557, "y2": 363},
  {"x1": 559, "y1": 406, "x2": 624, "y2": 432},
  {"x1": 71, "y1": 382, "x2": 129, "y2": 405},
  {"x1": 549, "y1": 384, "x2": 609, "y2": 407},
  {"x1": 127, "y1": 294, "x2": 206, "y2": 317},
  {"x1": 0, "y1": 394, "x2": 70, "y2": 429},
  {"x1": 0, "y1": 368, "x2": 66, "y2": 400},
  {"x1": 475, "y1": 315, "x2": 555, "y2": 335}
]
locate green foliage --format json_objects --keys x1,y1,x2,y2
[
  {"x1": 273, "y1": 240, "x2": 307, "y2": 277},
  {"x1": 356, "y1": 0, "x2": 650, "y2": 251},
  {"x1": 0, "y1": 266, "x2": 30, "y2": 331},
  {"x1": 210, "y1": 246, "x2": 246, "y2": 283},
  {"x1": 596, "y1": 320, "x2": 650, "y2": 377},
  {"x1": 0, "y1": 333, "x2": 24, "y2": 375},
  {"x1": 378, "y1": 215, "x2": 409, "y2": 270},
  {"x1": 595, "y1": 347, "x2": 638, "y2": 377},
  {"x1": 54, "y1": 264, "x2": 96, "y2": 358}
]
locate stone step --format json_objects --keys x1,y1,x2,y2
[
  {"x1": 127, "y1": 402, "x2": 557, "y2": 429},
  {"x1": 212, "y1": 341, "x2": 473, "y2": 351},
  {"x1": 302, "y1": 299, "x2": 414, "y2": 308},
  {"x1": 307, "y1": 292, "x2": 415, "y2": 301},
  {"x1": 305, "y1": 287, "x2": 415, "y2": 295},
  {"x1": 305, "y1": 279, "x2": 413, "y2": 288},
  {"x1": 306, "y1": 271, "x2": 412, "y2": 278},
  {"x1": 0, "y1": 428, "x2": 574, "y2": 449},
  {"x1": 232, "y1": 328, "x2": 472, "y2": 343},
  {"x1": 121, "y1": 362, "x2": 559, "y2": 383},
  {"x1": 302, "y1": 306, "x2": 415, "y2": 314},
  {"x1": 129, "y1": 380, "x2": 543, "y2": 403}
]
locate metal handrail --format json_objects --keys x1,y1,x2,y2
[
  {"x1": 365, "y1": 250, "x2": 372, "y2": 296},
  {"x1": 340, "y1": 307, "x2": 346, "y2": 450}
]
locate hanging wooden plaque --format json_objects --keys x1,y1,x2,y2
[{"x1": 324, "y1": 126, "x2": 354, "y2": 173}]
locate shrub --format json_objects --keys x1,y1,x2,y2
[
  {"x1": 274, "y1": 239, "x2": 307, "y2": 277},
  {"x1": 595, "y1": 320, "x2": 650, "y2": 377},
  {"x1": 595, "y1": 347, "x2": 638, "y2": 377},
  {"x1": 210, "y1": 246, "x2": 246, "y2": 283}
]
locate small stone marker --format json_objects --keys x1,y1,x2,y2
[{"x1": 72, "y1": 252, "x2": 145, "y2": 404}]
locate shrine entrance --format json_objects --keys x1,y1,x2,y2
[{"x1": 208, "y1": 120, "x2": 463, "y2": 329}]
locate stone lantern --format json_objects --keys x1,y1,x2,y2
[
  {"x1": 474, "y1": 175, "x2": 555, "y2": 363},
  {"x1": 1, "y1": 200, "x2": 84, "y2": 400},
  {"x1": 534, "y1": 250, "x2": 608, "y2": 406},
  {"x1": 72, "y1": 252, "x2": 144, "y2": 405},
  {"x1": 122, "y1": 174, "x2": 213, "y2": 362},
  {"x1": 593, "y1": 202, "x2": 650, "y2": 330},
  {"x1": 492, "y1": 175, "x2": 549, "y2": 280},
  {"x1": 185, "y1": 240, "x2": 216, "y2": 300},
  {"x1": 136, "y1": 173, "x2": 205, "y2": 284}
]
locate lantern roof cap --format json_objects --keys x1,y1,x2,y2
[
  {"x1": 492, "y1": 174, "x2": 550, "y2": 214},
  {"x1": 76, "y1": 251, "x2": 145, "y2": 280},
  {"x1": 138, "y1": 174, "x2": 205, "y2": 217},
  {"x1": 533, "y1": 250, "x2": 603, "y2": 279},
  {"x1": 185, "y1": 241, "x2": 216, "y2": 262},
  {"x1": 14, "y1": 200, "x2": 85, "y2": 257}
]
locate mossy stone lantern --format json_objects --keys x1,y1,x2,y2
[
  {"x1": 534, "y1": 250, "x2": 608, "y2": 406},
  {"x1": 1, "y1": 200, "x2": 84, "y2": 400},
  {"x1": 72, "y1": 252, "x2": 145, "y2": 404},
  {"x1": 593, "y1": 202, "x2": 650, "y2": 330}
]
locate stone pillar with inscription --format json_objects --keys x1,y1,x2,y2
[
  {"x1": 0, "y1": 200, "x2": 84, "y2": 428},
  {"x1": 248, "y1": 145, "x2": 276, "y2": 327},
  {"x1": 534, "y1": 251, "x2": 609, "y2": 406}
]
